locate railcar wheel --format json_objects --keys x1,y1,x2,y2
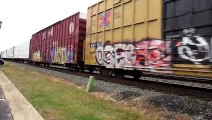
[
  {"x1": 88, "y1": 69, "x2": 94, "y2": 73},
  {"x1": 68, "y1": 65, "x2": 74, "y2": 71},
  {"x1": 133, "y1": 74, "x2": 140, "y2": 79},
  {"x1": 114, "y1": 70, "x2": 125, "y2": 78},
  {"x1": 100, "y1": 68, "x2": 109, "y2": 76},
  {"x1": 132, "y1": 71, "x2": 142, "y2": 80},
  {"x1": 79, "y1": 67, "x2": 85, "y2": 72}
]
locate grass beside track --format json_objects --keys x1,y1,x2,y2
[{"x1": 1, "y1": 63, "x2": 149, "y2": 120}]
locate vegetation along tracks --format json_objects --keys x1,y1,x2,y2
[{"x1": 19, "y1": 62, "x2": 212, "y2": 102}]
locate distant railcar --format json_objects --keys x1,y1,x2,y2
[
  {"x1": 0, "y1": 50, "x2": 7, "y2": 59},
  {"x1": 0, "y1": 42, "x2": 30, "y2": 62},
  {"x1": 14, "y1": 42, "x2": 30, "y2": 61},
  {"x1": 29, "y1": 12, "x2": 86, "y2": 67},
  {"x1": 5, "y1": 46, "x2": 15, "y2": 59}
]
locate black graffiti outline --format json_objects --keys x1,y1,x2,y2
[{"x1": 177, "y1": 36, "x2": 210, "y2": 64}]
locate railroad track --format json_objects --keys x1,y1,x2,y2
[
  {"x1": 48, "y1": 65, "x2": 211, "y2": 85},
  {"x1": 29, "y1": 64, "x2": 211, "y2": 101},
  {"x1": 144, "y1": 72, "x2": 212, "y2": 83},
  {"x1": 141, "y1": 72, "x2": 212, "y2": 92},
  {"x1": 33, "y1": 64, "x2": 211, "y2": 88},
  {"x1": 10, "y1": 62, "x2": 212, "y2": 101}
]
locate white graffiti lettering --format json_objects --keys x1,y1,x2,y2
[
  {"x1": 104, "y1": 45, "x2": 114, "y2": 68},
  {"x1": 95, "y1": 40, "x2": 170, "y2": 70},
  {"x1": 95, "y1": 43, "x2": 137, "y2": 69},
  {"x1": 125, "y1": 44, "x2": 136, "y2": 68},
  {"x1": 177, "y1": 36, "x2": 210, "y2": 64}
]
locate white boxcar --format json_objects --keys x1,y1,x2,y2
[
  {"x1": 6, "y1": 47, "x2": 15, "y2": 58},
  {"x1": 0, "y1": 51, "x2": 7, "y2": 58},
  {"x1": 0, "y1": 41, "x2": 29, "y2": 59},
  {"x1": 14, "y1": 41, "x2": 30, "y2": 59}
]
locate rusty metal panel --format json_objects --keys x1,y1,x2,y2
[
  {"x1": 85, "y1": 0, "x2": 163, "y2": 68},
  {"x1": 41, "y1": 29, "x2": 47, "y2": 62},
  {"x1": 30, "y1": 33, "x2": 42, "y2": 62},
  {"x1": 30, "y1": 12, "x2": 86, "y2": 64},
  {"x1": 50, "y1": 13, "x2": 86, "y2": 64}
]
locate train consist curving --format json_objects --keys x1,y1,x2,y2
[{"x1": 1, "y1": 0, "x2": 212, "y2": 79}]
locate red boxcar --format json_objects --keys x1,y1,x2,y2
[{"x1": 30, "y1": 12, "x2": 86, "y2": 66}]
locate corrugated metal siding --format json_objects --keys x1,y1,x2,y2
[
  {"x1": 30, "y1": 12, "x2": 86, "y2": 64},
  {"x1": 163, "y1": 0, "x2": 212, "y2": 67},
  {"x1": 14, "y1": 41, "x2": 30, "y2": 59},
  {"x1": 85, "y1": 0, "x2": 162, "y2": 66},
  {"x1": 30, "y1": 33, "x2": 42, "y2": 62},
  {"x1": 1, "y1": 42, "x2": 29, "y2": 59},
  {"x1": 6, "y1": 47, "x2": 15, "y2": 58},
  {"x1": 0, "y1": 47, "x2": 15, "y2": 59},
  {"x1": 78, "y1": 19, "x2": 86, "y2": 61},
  {"x1": 163, "y1": 0, "x2": 212, "y2": 37},
  {"x1": 0, "y1": 50, "x2": 7, "y2": 58}
]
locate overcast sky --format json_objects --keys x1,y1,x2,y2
[{"x1": 0, "y1": 0, "x2": 99, "y2": 51}]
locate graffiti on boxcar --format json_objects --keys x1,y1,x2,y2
[
  {"x1": 69, "y1": 22, "x2": 75, "y2": 34},
  {"x1": 32, "y1": 51, "x2": 42, "y2": 61},
  {"x1": 47, "y1": 27, "x2": 54, "y2": 38},
  {"x1": 98, "y1": 10, "x2": 111, "y2": 29},
  {"x1": 95, "y1": 39, "x2": 171, "y2": 70},
  {"x1": 136, "y1": 40, "x2": 171, "y2": 68},
  {"x1": 50, "y1": 48, "x2": 74, "y2": 64},
  {"x1": 174, "y1": 29, "x2": 210, "y2": 64},
  {"x1": 90, "y1": 42, "x2": 102, "y2": 48},
  {"x1": 176, "y1": 36, "x2": 209, "y2": 64}
]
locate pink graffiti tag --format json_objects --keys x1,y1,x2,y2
[{"x1": 95, "y1": 39, "x2": 171, "y2": 70}]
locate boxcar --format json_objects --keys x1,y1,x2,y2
[
  {"x1": 84, "y1": 0, "x2": 212, "y2": 78},
  {"x1": 30, "y1": 12, "x2": 86, "y2": 68},
  {"x1": 0, "y1": 47, "x2": 15, "y2": 59},
  {"x1": 14, "y1": 41, "x2": 30, "y2": 60},
  {"x1": 85, "y1": 0, "x2": 164, "y2": 77},
  {"x1": 5, "y1": 47, "x2": 15, "y2": 59},
  {"x1": 163, "y1": 0, "x2": 212, "y2": 77},
  {"x1": 0, "y1": 41, "x2": 30, "y2": 62},
  {"x1": 0, "y1": 50, "x2": 7, "y2": 58}
]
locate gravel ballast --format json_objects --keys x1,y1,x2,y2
[{"x1": 14, "y1": 63, "x2": 212, "y2": 120}]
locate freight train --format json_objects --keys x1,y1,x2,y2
[
  {"x1": 1, "y1": 0, "x2": 212, "y2": 78},
  {"x1": 1, "y1": 42, "x2": 30, "y2": 62}
]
